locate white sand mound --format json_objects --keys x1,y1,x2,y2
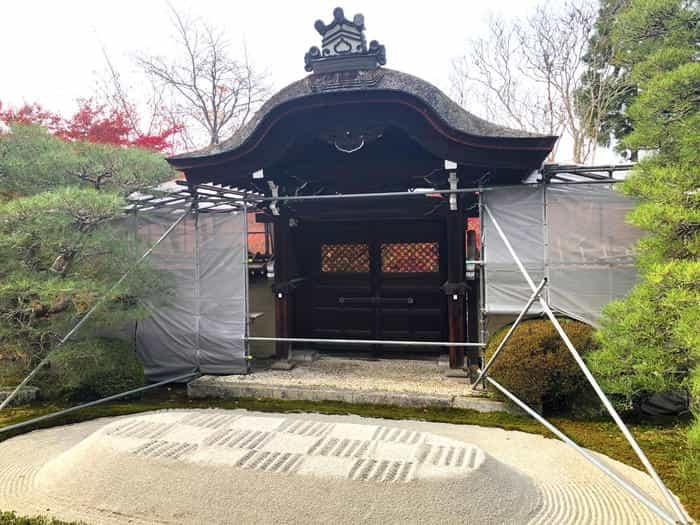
[
  {"x1": 0, "y1": 409, "x2": 675, "y2": 524},
  {"x1": 33, "y1": 411, "x2": 542, "y2": 524}
]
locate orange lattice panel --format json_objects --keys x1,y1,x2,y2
[
  {"x1": 381, "y1": 242, "x2": 439, "y2": 273},
  {"x1": 321, "y1": 243, "x2": 370, "y2": 273}
]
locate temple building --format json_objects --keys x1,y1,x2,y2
[{"x1": 167, "y1": 8, "x2": 625, "y2": 371}]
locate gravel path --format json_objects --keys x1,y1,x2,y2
[
  {"x1": 0, "y1": 409, "x2": 685, "y2": 524},
  {"x1": 229, "y1": 357, "x2": 478, "y2": 397}
]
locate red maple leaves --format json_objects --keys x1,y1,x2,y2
[
  {"x1": 0, "y1": 102, "x2": 63, "y2": 131},
  {"x1": 0, "y1": 100, "x2": 181, "y2": 152}
]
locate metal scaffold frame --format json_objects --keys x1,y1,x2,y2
[
  {"x1": 0, "y1": 165, "x2": 688, "y2": 524},
  {"x1": 190, "y1": 171, "x2": 688, "y2": 522},
  {"x1": 474, "y1": 204, "x2": 689, "y2": 525}
]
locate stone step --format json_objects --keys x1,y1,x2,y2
[
  {"x1": 0, "y1": 386, "x2": 39, "y2": 407},
  {"x1": 187, "y1": 376, "x2": 506, "y2": 413}
]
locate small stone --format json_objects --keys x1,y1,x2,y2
[{"x1": 270, "y1": 360, "x2": 296, "y2": 371}]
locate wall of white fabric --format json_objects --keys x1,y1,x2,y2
[
  {"x1": 131, "y1": 208, "x2": 249, "y2": 381},
  {"x1": 482, "y1": 183, "x2": 642, "y2": 326},
  {"x1": 125, "y1": 182, "x2": 639, "y2": 381}
]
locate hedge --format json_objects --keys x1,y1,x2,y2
[{"x1": 484, "y1": 318, "x2": 598, "y2": 416}]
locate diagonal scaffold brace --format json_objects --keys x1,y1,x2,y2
[
  {"x1": 0, "y1": 204, "x2": 194, "y2": 412},
  {"x1": 0, "y1": 371, "x2": 200, "y2": 436},
  {"x1": 473, "y1": 277, "x2": 547, "y2": 389},
  {"x1": 479, "y1": 204, "x2": 690, "y2": 525}
]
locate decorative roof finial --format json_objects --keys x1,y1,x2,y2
[{"x1": 304, "y1": 7, "x2": 386, "y2": 74}]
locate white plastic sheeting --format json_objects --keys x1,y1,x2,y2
[
  {"x1": 483, "y1": 183, "x2": 642, "y2": 326},
  {"x1": 482, "y1": 185, "x2": 546, "y2": 316},
  {"x1": 133, "y1": 208, "x2": 248, "y2": 381}
]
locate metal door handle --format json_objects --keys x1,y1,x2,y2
[
  {"x1": 338, "y1": 296, "x2": 375, "y2": 305},
  {"x1": 378, "y1": 297, "x2": 414, "y2": 305},
  {"x1": 338, "y1": 297, "x2": 415, "y2": 305}
]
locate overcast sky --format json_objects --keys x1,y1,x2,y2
[
  {"x1": 1, "y1": 0, "x2": 618, "y2": 162},
  {"x1": 1, "y1": 1, "x2": 550, "y2": 111}
]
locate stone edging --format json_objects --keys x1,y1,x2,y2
[{"x1": 0, "y1": 386, "x2": 39, "y2": 406}]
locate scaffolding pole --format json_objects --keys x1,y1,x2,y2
[
  {"x1": 243, "y1": 201, "x2": 252, "y2": 370},
  {"x1": 482, "y1": 203, "x2": 689, "y2": 524},
  {"x1": 245, "y1": 336, "x2": 484, "y2": 348},
  {"x1": 486, "y1": 377, "x2": 678, "y2": 525},
  {"x1": 473, "y1": 277, "x2": 547, "y2": 388},
  {"x1": 0, "y1": 206, "x2": 193, "y2": 412},
  {"x1": 0, "y1": 372, "x2": 199, "y2": 436},
  {"x1": 478, "y1": 189, "x2": 487, "y2": 349},
  {"x1": 239, "y1": 180, "x2": 622, "y2": 205}
]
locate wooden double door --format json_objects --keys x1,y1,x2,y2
[{"x1": 296, "y1": 219, "x2": 447, "y2": 355}]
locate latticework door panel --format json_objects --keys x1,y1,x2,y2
[
  {"x1": 381, "y1": 242, "x2": 439, "y2": 273},
  {"x1": 321, "y1": 243, "x2": 370, "y2": 273}
]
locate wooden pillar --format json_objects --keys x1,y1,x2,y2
[
  {"x1": 445, "y1": 210, "x2": 466, "y2": 369},
  {"x1": 272, "y1": 211, "x2": 293, "y2": 359}
]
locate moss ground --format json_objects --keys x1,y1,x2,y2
[
  {"x1": 0, "y1": 385, "x2": 697, "y2": 521},
  {"x1": 0, "y1": 511, "x2": 84, "y2": 524}
]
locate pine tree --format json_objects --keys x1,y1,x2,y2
[
  {"x1": 586, "y1": 0, "x2": 700, "y2": 477},
  {"x1": 577, "y1": 0, "x2": 635, "y2": 154},
  {"x1": 0, "y1": 123, "x2": 175, "y2": 390},
  {"x1": 578, "y1": 0, "x2": 697, "y2": 157}
]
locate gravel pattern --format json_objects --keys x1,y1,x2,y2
[{"x1": 0, "y1": 409, "x2": 684, "y2": 525}]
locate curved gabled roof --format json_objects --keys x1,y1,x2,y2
[{"x1": 168, "y1": 68, "x2": 557, "y2": 170}]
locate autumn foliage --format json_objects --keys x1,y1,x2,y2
[{"x1": 0, "y1": 99, "x2": 181, "y2": 152}]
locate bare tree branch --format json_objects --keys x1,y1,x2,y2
[
  {"x1": 450, "y1": 13, "x2": 566, "y2": 162},
  {"x1": 135, "y1": 4, "x2": 269, "y2": 147},
  {"x1": 450, "y1": 0, "x2": 624, "y2": 163},
  {"x1": 97, "y1": 47, "x2": 189, "y2": 152}
]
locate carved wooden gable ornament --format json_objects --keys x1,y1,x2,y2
[{"x1": 304, "y1": 7, "x2": 386, "y2": 75}]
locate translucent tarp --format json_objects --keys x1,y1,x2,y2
[
  {"x1": 482, "y1": 185, "x2": 546, "y2": 315},
  {"x1": 132, "y1": 208, "x2": 248, "y2": 381},
  {"x1": 483, "y1": 183, "x2": 642, "y2": 325}
]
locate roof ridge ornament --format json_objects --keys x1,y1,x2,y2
[{"x1": 304, "y1": 7, "x2": 386, "y2": 74}]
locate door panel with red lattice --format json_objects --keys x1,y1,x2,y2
[{"x1": 297, "y1": 220, "x2": 447, "y2": 355}]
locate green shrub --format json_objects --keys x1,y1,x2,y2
[
  {"x1": 0, "y1": 125, "x2": 173, "y2": 402},
  {"x1": 484, "y1": 319, "x2": 598, "y2": 415},
  {"x1": 35, "y1": 337, "x2": 144, "y2": 402}
]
